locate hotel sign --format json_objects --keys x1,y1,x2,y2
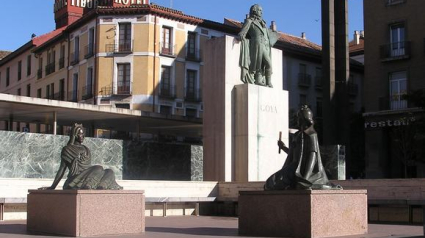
[{"x1": 55, "y1": 0, "x2": 146, "y2": 11}]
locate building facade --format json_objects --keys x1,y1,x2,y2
[{"x1": 364, "y1": 0, "x2": 425, "y2": 178}]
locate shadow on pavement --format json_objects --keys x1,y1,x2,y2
[
  {"x1": 146, "y1": 227, "x2": 238, "y2": 237},
  {"x1": 0, "y1": 224, "x2": 27, "y2": 235}
]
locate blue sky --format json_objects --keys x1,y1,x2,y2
[{"x1": 0, "y1": 0, "x2": 363, "y2": 51}]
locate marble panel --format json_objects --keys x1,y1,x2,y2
[{"x1": 320, "y1": 145, "x2": 346, "y2": 180}]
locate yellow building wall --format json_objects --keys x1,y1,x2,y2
[
  {"x1": 96, "y1": 57, "x2": 114, "y2": 93},
  {"x1": 97, "y1": 24, "x2": 116, "y2": 53},
  {"x1": 133, "y1": 23, "x2": 151, "y2": 52}
]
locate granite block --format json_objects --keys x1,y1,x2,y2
[
  {"x1": 27, "y1": 190, "x2": 145, "y2": 237},
  {"x1": 239, "y1": 190, "x2": 368, "y2": 238}
]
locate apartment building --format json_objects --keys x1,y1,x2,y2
[{"x1": 364, "y1": 0, "x2": 425, "y2": 178}]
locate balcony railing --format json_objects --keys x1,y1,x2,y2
[
  {"x1": 82, "y1": 85, "x2": 94, "y2": 100},
  {"x1": 380, "y1": 41, "x2": 411, "y2": 60},
  {"x1": 184, "y1": 87, "x2": 202, "y2": 102},
  {"x1": 70, "y1": 52, "x2": 79, "y2": 66},
  {"x1": 53, "y1": 92, "x2": 65, "y2": 101},
  {"x1": 186, "y1": 48, "x2": 202, "y2": 62},
  {"x1": 84, "y1": 44, "x2": 94, "y2": 59},
  {"x1": 100, "y1": 81, "x2": 131, "y2": 96},
  {"x1": 160, "y1": 43, "x2": 176, "y2": 57},
  {"x1": 159, "y1": 84, "x2": 176, "y2": 99},
  {"x1": 59, "y1": 57, "x2": 65, "y2": 69},
  {"x1": 348, "y1": 83, "x2": 359, "y2": 96},
  {"x1": 37, "y1": 69, "x2": 42, "y2": 79},
  {"x1": 314, "y1": 76, "x2": 322, "y2": 90},
  {"x1": 298, "y1": 73, "x2": 312, "y2": 87},
  {"x1": 379, "y1": 95, "x2": 409, "y2": 111},
  {"x1": 106, "y1": 40, "x2": 133, "y2": 54},
  {"x1": 68, "y1": 91, "x2": 78, "y2": 102},
  {"x1": 45, "y1": 62, "x2": 55, "y2": 75}
]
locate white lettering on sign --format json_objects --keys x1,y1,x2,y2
[
  {"x1": 56, "y1": 0, "x2": 144, "y2": 11},
  {"x1": 260, "y1": 105, "x2": 278, "y2": 114},
  {"x1": 364, "y1": 117, "x2": 416, "y2": 129}
]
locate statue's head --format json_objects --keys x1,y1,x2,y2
[
  {"x1": 68, "y1": 123, "x2": 85, "y2": 145},
  {"x1": 297, "y1": 105, "x2": 314, "y2": 128},
  {"x1": 249, "y1": 4, "x2": 263, "y2": 19}
]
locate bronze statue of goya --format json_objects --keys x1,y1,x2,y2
[
  {"x1": 239, "y1": 4, "x2": 280, "y2": 87},
  {"x1": 264, "y1": 105, "x2": 342, "y2": 190},
  {"x1": 39, "y1": 123, "x2": 123, "y2": 190}
]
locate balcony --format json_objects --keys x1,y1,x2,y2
[
  {"x1": 53, "y1": 92, "x2": 65, "y2": 101},
  {"x1": 106, "y1": 40, "x2": 133, "y2": 54},
  {"x1": 59, "y1": 57, "x2": 65, "y2": 69},
  {"x1": 186, "y1": 48, "x2": 202, "y2": 62},
  {"x1": 82, "y1": 85, "x2": 94, "y2": 100},
  {"x1": 160, "y1": 43, "x2": 176, "y2": 57},
  {"x1": 45, "y1": 62, "x2": 55, "y2": 76},
  {"x1": 37, "y1": 69, "x2": 42, "y2": 79},
  {"x1": 159, "y1": 84, "x2": 176, "y2": 99},
  {"x1": 70, "y1": 52, "x2": 79, "y2": 66},
  {"x1": 298, "y1": 73, "x2": 312, "y2": 87},
  {"x1": 100, "y1": 81, "x2": 131, "y2": 96},
  {"x1": 348, "y1": 83, "x2": 359, "y2": 96},
  {"x1": 184, "y1": 87, "x2": 202, "y2": 102},
  {"x1": 68, "y1": 91, "x2": 78, "y2": 102},
  {"x1": 84, "y1": 44, "x2": 94, "y2": 59},
  {"x1": 380, "y1": 41, "x2": 411, "y2": 61},
  {"x1": 379, "y1": 95, "x2": 409, "y2": 111},
  {"x1": 314, "y1": 76, "x2": 322, "y2": 90}
]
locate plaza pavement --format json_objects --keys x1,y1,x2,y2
[{"x1": 0, "y1": 216, "x2": 423, "y2": 238}]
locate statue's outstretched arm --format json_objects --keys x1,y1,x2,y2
[{"x1": 39, "y1": 161, "x2": 66, "y2": 190}]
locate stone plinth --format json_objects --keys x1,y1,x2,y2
[
  {"x1": 234, "y1": 84, "x2": 288, "y2": 181},
  {"x1": 239, "y1": 190, "x2": 367, "y2": 238},
  {"x1": 27, "y1": 190, "x2": 145, "y2": 237},
  {"x1": 203, "y1": 35, "x2": 287, "y2": 182}
]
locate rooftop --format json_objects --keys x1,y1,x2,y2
[{"x1": 0, "y1": 51, "x2": 11, "y2": 60}]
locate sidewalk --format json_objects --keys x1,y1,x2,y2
[{"x1": 0, "y1": 216, "x2": 423, "y2": 238}]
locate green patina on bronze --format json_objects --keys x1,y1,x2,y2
[
  {"x1": 239, "y1": 4, "x2": 280, "y2": 88},
  {"x1": 264, "y1": 105, "x2": 343, "y2": 190},
  {"x1": 40, "y1": 123, "x2": 123, "y2": 190}
]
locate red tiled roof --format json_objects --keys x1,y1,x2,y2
[
  {"x1": 349, "y1": 38, "x2": 364, "y2": 53},
  {"x1": 0, "y1": 51, "x2": 11, "y2": 60},
  {"x1": 224, "y1": 18, "x2": 322, "y2": 54},
  {"x1": 32, "y1": 26, "x2": 67, "y2": 47}
]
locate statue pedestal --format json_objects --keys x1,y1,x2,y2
[
  {"x1": 27, "y1": 190, "x2": 145, "y2": 237},
  {"x1": 239, "y1": 190, "x2": 368, "y2": 238},
  {"x1": 234, "y1": 84, "x2": 288, "y2": 181},
  {"x1": 203, "y1": 35, "x2": 288, "y2": 182}
]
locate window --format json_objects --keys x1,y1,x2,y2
[
  {"x1": 26, "y1": 84, "x2": 31, "y2": 97},
  {"x1": 160, "y1": 66, "x2": 172, "y2": 97},
  {"x1": 72, "y1": 73, "x2": 78, "y2": 101},
  {"x1": 87, "y1": 27, "x2": 95, "y2": 57},
  {"x1": 6, "y1": 67, "x2": 10, "y2": 87},
  {"x1": 299, "y1": 94, "x2": 307, "y2": 106},
  {"x1": 185, "y1": 108, "x2": 197, "y2": 118},
  {"x1": 46, "y1": 85, "x2": 50, "y2": 99},
  {"x1": 316, "y1": 98, "x2": 323, "y2": 118},
  {"x1": 59, "y1": 79, "x2": 65, "y2": 100},
  {"x1": 84, "y1": 67, "x2": 93, "y2": 99},
  {"x1": 162, "y1": 26, "x2": 172, "y2": 55},
  {"x1": 315, "y1": 67, "x2": 322, "y2": 88},
  {"x1": 187, "y1": 32, "x2": 197, "y2": 59},
  {"x1": 185, "y1": 70, "x2": 197, "y2": 101},
  {"x1": 59, "y1": 45, "x2": 65, "y2": 69},
  {"x1": 117, "y1": 63, "x2": 130, "y2": 94},
  {"x1": 298, "y1": 64, "x2": 311, "y2": 87},
  {"x1": 50, "y1": 83, "x2": 55, "y2": 99},
  {"x1": 18, "y1": 60, "x2": 22, "y2": 81},
  {"x1": 119, "y1": 23, "x2": 131, "y2": 52},
  {"x1": 17, "y1": 88, "x2": 21, "y2": 96},
  {"x1": 160, "y1": 105, "x2": 172, "y2": 115},
  {"x1": 37, "y1": 57, "x2": 43, "y2": 79},
  {"x1": 27, "y1": 55, "x2": 32, "y2": 76},
  {"x1": 73, "y1": 36, "x2": 80, "y2": 64},
  {"x1": 389, "y1": 71, "x2": 407, "y2": 110},
  {"x1": 390, "y1": 23, "x2": 405, "y2": 57},
  {"x1": 37, "y1": 88, "x2": 42, "y2": 98}
]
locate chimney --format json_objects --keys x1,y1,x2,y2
[
  {"x1": 360, "y1": 30, "x2": 365, "y2": 38},
  {"x1": 301, "y1": 32, "x2": 307, "y2": 40},
  {"x1": 270, "y1": 21, "x2": 277, "y2": 31},
  {"x1": 354, "y1": 30, "x2": 360, "y2": 45}
]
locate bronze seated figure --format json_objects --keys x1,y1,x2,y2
[
  {"x1": 264, "y1": 105, "x2": 342, "y2": 190},
  {"x1": 40, "y1": 123, "x2": 122, "y2": 190}
]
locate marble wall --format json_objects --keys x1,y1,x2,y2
[
  {"x1": 0, "y1": 131, "x2": 123, "y2": 180},
  {"x1": 0, "y1": 131, "x2": 203, "y2": 181}
]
